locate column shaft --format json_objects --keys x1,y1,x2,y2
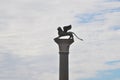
[
  {"x1": 54, "y1": 38, "x2": 74, "y2": 80},
  {"x1": 59, "y1": 52, "x2": 69, "y2": 80}
]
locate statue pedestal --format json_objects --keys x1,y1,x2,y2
[{"x1": 54, "y1": 38, "x2": 74, "y2": 80}]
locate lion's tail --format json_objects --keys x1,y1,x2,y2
[{"x1": 72, "y1": 32, "x2": 83, "y2": 41}]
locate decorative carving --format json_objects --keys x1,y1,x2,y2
[{"x1": 56, "y1": 25, "x2": 83, "y2": 41}]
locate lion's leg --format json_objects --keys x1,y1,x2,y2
[
  {"x1": 69, "y1": 36, "x2": 71, "y2": 39},
  {"x1": 71, "y1": 34, "x2": 74, "y2": 39},
  {"x1": 69, "y1": 33, "x2": 73, "y2": 39}
]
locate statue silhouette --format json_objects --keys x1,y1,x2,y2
[{"x1": 56, "y1": 25, "x2": 83, "y2": 41}]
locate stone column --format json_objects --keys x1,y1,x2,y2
[{"x1": 54, "y1": 38, "x2": 74, "y2": 80}]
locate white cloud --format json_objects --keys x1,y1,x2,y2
[{"x1": 0, "y1": 0, "x2": 120, "y2": 80}]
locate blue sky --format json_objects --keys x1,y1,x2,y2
[
  {"x1": 0, "y1": 0, "x2": 120, "y2": 80},
  {"x1": 81, "y1": 69, "x2": 120, "y2": 80}
]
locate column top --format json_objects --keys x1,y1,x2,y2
[
  {"x1": 54, "y1": 38, "x2": 74, "y2": 52},
  {"x1": 54, "y1": 38, "x2": 74, "y2": 45}
]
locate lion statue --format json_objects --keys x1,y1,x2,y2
[{"x1": 56, "y1": 25, "x2": 83, "y2": 41}]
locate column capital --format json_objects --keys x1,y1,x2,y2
[{"x1": 54, "y1": 38, "x2": 74, "y2": 53}]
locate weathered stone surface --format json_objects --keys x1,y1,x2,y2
[
  {"x1": 54, "y1": 38, "x2": 74, "y2": 80},
  {"x1": 54, "y1": 38, "x2": 74, "y2": 52}
]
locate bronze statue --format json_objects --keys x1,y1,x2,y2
[{"x1": 56, "y1": 25, "x2": 83, "y2": 41}]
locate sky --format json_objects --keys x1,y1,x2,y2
[{"x1": 0, "y1": 0, "x2": 120, "y2": 80}]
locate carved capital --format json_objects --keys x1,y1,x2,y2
[{"x1": 54, "y1": 38, "x2": 74, "y2": 53}]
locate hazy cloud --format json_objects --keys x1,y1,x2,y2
[{"x1": 0, "y1": 0, "x2": 120, "y2": 80}]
